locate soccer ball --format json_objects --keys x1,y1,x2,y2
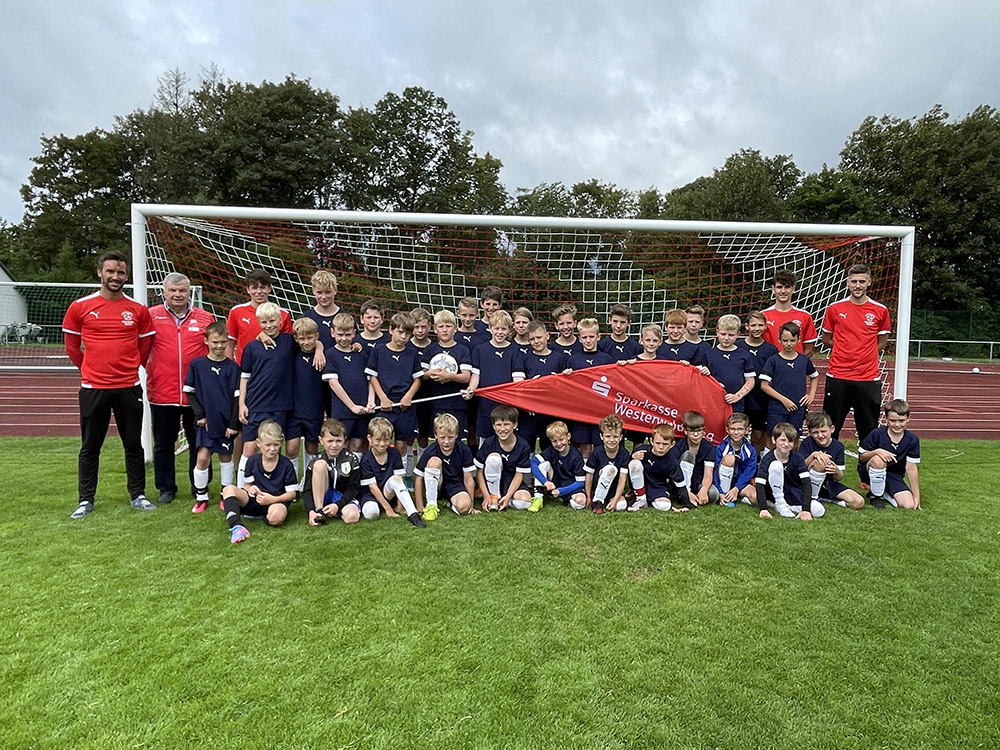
[{"x1": 428, "y1": 351, "x2": 459, "y2": 373}]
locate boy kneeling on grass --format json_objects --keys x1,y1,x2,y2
[
  {"x1": 221, "y1": 419, "x2": 298, "y2": 544},
  {"x1": 302, "y1": 418, "x2": 363, "y2": 526},
  {"x1": 414, "y1": 413, "x2": 479, "y2": 518}
]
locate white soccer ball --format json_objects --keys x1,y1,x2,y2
[
  {"x1": 429, "y1": 351, "x2": 459, "y2": 373},
  {"x1": 973, "y1": 366, "x2": 981, "y2": 373}
]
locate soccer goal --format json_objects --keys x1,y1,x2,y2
[{"x1": 130, "y1": 204, "x2": 915, "y2": 397}]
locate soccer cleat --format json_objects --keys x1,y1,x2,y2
[
  {"x1": 885, "y1": 494, "x2": 898, "y2": 508},
  {"x1": 192, "y1": 501, "x2": 208, "y2": 514},
  {"x1": 868, "y1": 492, "x2": 887, "y2": 510},
  {"x1": 130, "y1": 495, "x2": 156, "y2": 511},
  {"x1": 528, "y1": 495, "x2": 543, "y2": 512},
  {"x1": 487, "y1": 494, "x2": 500, "y2": 512},
  {"x1": 592, "y1": 501, "x2": 605, "y2": 515},
  {"x1": 70, "y1": 501, "x2": 94, "y2": 519},
  {"x1": 627, "y1": 498, "x2": 648, "y2": 512},
  {"x1": 422, "y1": 504, "x2": 439, "y2": 522},
  {"x1": 774, "y1": 501, "x2": 796, "y2": 518},
  {"x1": 407, "y1": 512, "x2": 427, "y2": 528},
  {"x1": 230, "y1": 524, "x2": 250, "y2": 544},
  {"x1": 157, "y1": 491, "x2": 175, "y2": 505}
]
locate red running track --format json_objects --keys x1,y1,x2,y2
[{"x1": 2, "y1": 362, "x2": 998, "y2": 440}]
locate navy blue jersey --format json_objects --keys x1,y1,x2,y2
[
  {"x1": 475, "y1": 435, "x2": 532, "y2": 488},
  {"x1": 756, "y1": 451, "x2": 810, "y2": 492},
  {"x1": 799, "y1": 436, "x2": 847, "y2": 472},
  {"x1": 668, "y1": 437, "x2": 716, "y2": 488},
  {"x1": 292, "y1": 348, "x2": 325, "y2": 420},
  {"x1": 522, "y1": 349, "x2": 568, "y2": 379},
  {"x1": 472, "y1": 342, "x2": 525, "y2": 386},
  {"x1": 457, "y1": 326, "x2": 491, "y2": 352},
  {"x1": 760, "y1": 352, "x2": 818, "y2": 404},
  {"x1": 322, "y1": 348, "x2": 370, "y2": 419},
  {"x1": 366, "y1": 344, "x2": 423, "y2": 401},
  {"x1": 632, "y1": 444, "x2": 685, "y2": 494},
  {"x1": 415, "y1": 440, "x2": 476, "y2": 485},
  {"x1": 598, "y1": 336, "x2": 643, "y2": 360},
  {"x1": 585, "y1": 444, "x2": 631, "y2": 476},
  {"x1": 738, "y1": 338, "x2": 779, "y2": 410},
  {"x1": 361, "y1": 447, "x2": 405, "y2": 491},
  {"x1": 422, "y1": 341, "x2": 472, "y2": 411},
  {"x1": 713, "y1": 437, "x2": 757, "y2": 491},
  {"x1": 355, "y1": 331, "x2": 391, "y2": 360},
  {"x1": 657, "y1": 339, "x2": 707, "y2": 365},
  {"x1": 567, "y1": 348, "x2": 615, "y2": 370},
  {"x1": 513, "y1": 338, "x2": 533, "y2": 357},
  {"x1": 244, "y1": 453, "x2": 298, "y2": 496},
  {"x1": 859, "y1": 427, "x2": 921, "y2": 477},
  {"x1": 184, "y1": 356, "x2": 240, "y2": 439},
  {"x1": 240, "y1": 334, "x2": 295, "y2": 412},
  {"x1": 301, "y1": 307, "x2": 345, "y2": 351},
  {"x1": 539, "y1": 444, "x2": 585, "y2": 487},
  {"x1": 704, "y1": 346, "x2": 754, "y2": 411},
  {"x1": 553, "y1": 338, "x2": 582, "y2": 360}
]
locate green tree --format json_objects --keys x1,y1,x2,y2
[{"x1": 513, "y1": 179, "x2": 636, "y2": 218}]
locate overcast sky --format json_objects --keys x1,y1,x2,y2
[{"x1": 2, "y1": 0, "x2": 998, "y2": 224}]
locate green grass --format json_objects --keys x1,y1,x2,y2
[{"x1": 2, "y1": 438, "x2": 998, "y2": 749}]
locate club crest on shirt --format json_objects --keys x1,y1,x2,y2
[
  {"x1": 121, "y1": 311, "x2": 134, "y2": 326},
  {"x1": 340, "y1": 461, "x2": 352, "y2": 474},
  {"x1": 864, "y1": 313, "x2": 877, "y2": 326}
]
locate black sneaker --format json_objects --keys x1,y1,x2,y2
[
  {"x1": 592, "y1": 501, "x2": 605, "y2": 515},
  {"x1": 407, "y1": 512, "x2": 427, "y2": 528},
  {"x1": 868, "y1": 492, "x2": 887, "y2": 510},
  {"x1": 157, "y1": 491, "x2": 175, "y2": 505}
]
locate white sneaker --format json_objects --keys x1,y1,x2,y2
[
  {"x1": 130, "y1": 495, "x2": 156, "y2": 511},
  {"x1": 627, "y1": 498, "x2": 648, "y2": 512},
  {"x1": 774, "y1": 501, "x2": 796, "y2": 518}
]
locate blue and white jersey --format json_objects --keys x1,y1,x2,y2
[
  {"x1": 322, "y1": 348, "x2": 370, "y2": 419},
  {"x1": 755, "y1": 451, "x2": 810, "y2": 489},
  {"x1": 598, "y1": 336, "x2": 643, "y2": 360},
  {"x1": 244, "y1": 453, "x2": 298, "y2": 496},
  {"x1": 656, "y1": 339, "x2": 707, "y2": 365},
  {"x1": 475, "y1": 435, "x2": 532, "y2": 487},
  {"x1": 713, "y1": 437, "x2": 757, "y2": 491},
  {"x1": 415, "y1": 440, "x2": 476, "y2": 484},
  {"x1": 291, "y1": 348, "x2": 325, "y2": 420},
  {"x1": 632, "y1": 444, "x2": 685, "y2": 494},
  {"x1": 240, "y1": 334, "x2": 295, "y2": 412},
  {"x1": 554, "y1": 338, "x2": 582, "y2": 360},
  {"x1": 585, "y1": 444, "x2": 631, "y2": 476},
  {"x1": 737, "y1": 338, "x2": 779, "y2": 410},
  {"x1": 859, "y1": 427, "x2": 920, "y2": 477},
  {"x1": 184, "y1": 356, "x2": 240, "y2": 439},
  {"x1": 539, "y1": 444, "x2": 585, "y2": 487},
  {"x1": 366, "y1": 344, "x2": 423, "y2": 401},
  {"x1": 360, "y1": 447, "x2": 405, "y2": 491},
  {"x1": 513, "y1": 339, "x2": 533, "y2": 357},
  {"x1": 799, "y1": 436, "x2": 847, "y2": 473},
  {"x1": 760, "y1": 352, "x2": 818, "y2": 405},
  {"x1": 522, "y1": 349, "x2": 568, "y2": 379},
  {"x1": 471, "y1": 342, "x2": 525, "y2": 387},
  {"x1": 567, "y1": 348, "x2": 615, "y2": 371},
  {"x1": 703, "y1": 346, "x2": 754, "y2": 412},
  {"x1": 422, "y1": 341, "x2": 473, "y2": 411}
]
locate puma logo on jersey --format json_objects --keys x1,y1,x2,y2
[
  {"x1": 585, "y1": 358, "x2": 594, "y2": 365},
  {"x1": 615, "y1": 345, "x2": 625, "y2": 352},
  {"x1": 723, "y1": 353, "x2": 731, "y2": 359},
  {"x1": 241, "y1": 317, "x2": 253, "y2": 324},
  {"x1": 495, "y1": 351, "x2": 504, "y2": 358},
  {"x1": 391, "y1": 354, "x2": 400, "y2": 362},
  {"x1": 670, "y1": 347, "x2": 680, "y2": 355},
  {"x1": 88, "y1": 310, "x2": 100, "y2": 318},
  {"x1": 786, "y1": 361, "x2": 796, "y2": 368},
  {"x1": 343, "y1": 355, "x2": 351, "y2": 362},
  {"x1": 501, "y1": 453, "x2": 510, "y2": 461},
  {"x1": 442, "y1": 457, "x2": 451, "y2": 466},
  {"x1": 263, "y1": 471, "x2": 273, "y2": 479},
  {"x1": 538, "y1": 357, "x2": 547, "y2": 364},
  {"x1": 838, "y1": 312, "x2": 848, "y2": 319},
  {"x1": 749, "y1": 348, "x2": 759, "y2": 356},
  {"x1": 301, "y1": 356, "x2": 311, "y2": 363},
  {"x1": 211, "y1": 366, "x2": 221, "y2": 375}
]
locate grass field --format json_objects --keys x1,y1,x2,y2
[{"x1": 3, "y1": 438, "x2": 998, "y2": 749}]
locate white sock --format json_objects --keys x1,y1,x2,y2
[
  {"x1": 386, "y1": 475, "x2": 418, "y2": 516},
  {"x1": 808, "y1": 469, "x2": 825, "y2": 500},
  {"x1": 593, "y1": 465, "x2": 617, "y2": 505},
  {"x1": 810, "y1": 499, "x2": 826, "y2": 517},
  {"x1": 484, "y1": 454, "x2": 503, "y2": 497},
  {"x1": 613, "y1": 498, "x2": 627, "y2": 512},
  {"x1": 869, "y1": 467, "x2": 887, "y2": 497},
  {"x1": 424, "y1": 467, "x2": 441, "y2": 507},
  {"x1": 362, "y1": 500, "x2": 380, "y2": 520},
  {"x1": 680, "y1": 450, "x2": 695, "y2": 492},
  {"x1": 220, "y1": 460, "x2": 234, "y2": 488},
  {"x1": 628, "y1": 459, "x2": 646, "y2": 497},
  {"x1": 769, "y1": 460, "x2": 795, "y2": 516},
  {"x1": 652, "y1": 498, "x2": 672, "y2": 511},
  {"x1": 569, "y1": 497, "x2": 586, "y2": 510},
  {"x1": 511, "y1": 497, "x2": 531, "y2": 510},
  {"x1": 291, "y1": 460, "x2": 300, "y2": 482},
  {"x1": 193, "y1": 467, "x2": 210, "y2": 497},
  {"x1": 237, "y1": 455, "x2": 249, "y2": 488},
  {"x1": 718, "y1": 464, "x2": 734, "y2": 494}
]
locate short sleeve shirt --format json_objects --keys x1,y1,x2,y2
[{"x1": 822, "y1": 297, "x2": 891, "y2": 381}]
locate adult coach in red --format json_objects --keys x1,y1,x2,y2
[
  {"x1": 63, "y1": 251, "x2": 156, "y2": 518},
  {"x1": 821, "y1": 263, "x2": 891, "y2": 442},
  {"x1": 146, "y1": 272, "x2": 215, "y2": 504}
]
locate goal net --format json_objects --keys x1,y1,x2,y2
[
  {"x1": 131, "y1": 205, "x2": 914, "y2": 399},
  {"x1": 0, "y1": 282, "x2": 201, "y2": 370}
]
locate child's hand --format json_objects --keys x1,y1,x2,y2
[
  {"x1": 619, "y1": 359, "x2": 635, "y2": 366},
  {"x1": 632, "y1": 449, "x2": 647, "y2": 461},
  {"x1": 798, "y1": 393, "x2": 812, "y2": 407},
  {"x1": 698, "y1": 365, "x2": 711, "y2": 375},
  {"x1": 239, "y1": 404, "x2": 249, "y2": 424},
  {"x1": 461, "y1": 388, "x2": 474, "y2": 400},
  {"x1": 544, "y1": 481, "x2": 556, "y2": 493},
  {"x1": 498, "y1": 495, "x2": 511, "y2": 511},
  {"x1": 400, "y1": 395, "x2": 413, "y2": 410},
  {"x1": 256, "y1": 331, "x2": 276, "y2": 349},
  {"x1": 351, "y1": 342, "x2": 363, "y2": 352},
  {"x1": 350, "y1": 404, "x2": 366, "y2": 415},
  {"x1": 197, "y1": 418, "x2": 207, "y2": 428},
  {"x1": 724, "y1": 393, "x2": 740, "y2": 404},
  {"x1": 385, "y1": 508, "x2": 399, "y2": 518},
  {"x1": 312, "y1": 349, "x2": 326, "y2": 371},
  {"x1": 722, "y1": 488, "x2": 738, "y2": 504},
  {"x1": 226, "y1": 427, "x2": 239, "y2": 438},
  {"x1": 797, "y1": 510, "x2": 813, "y2": 521},
  {"x1": 782, "y1": 397, "x2": 797, "y2": 412},
  {"x1": 308, "y1": 510, "x2": 325, "y2": 526},
  {"x1": 379, "y1": 397, "x2": 392, "y2": 411}
]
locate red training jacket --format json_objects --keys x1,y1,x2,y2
[{"x1": 146, "y1": 304, "x2": 216, "y2": 405}]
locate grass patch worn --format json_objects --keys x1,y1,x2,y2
[{"x1": 1, "y1": 438, "x2": 998, "y2": 749}]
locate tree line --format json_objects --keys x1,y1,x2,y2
[{"x1": 2, "y1": 67, "x2": 998, "y2": 315}]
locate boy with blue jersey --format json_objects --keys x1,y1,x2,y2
[
  {"x1": 237, "y1": 302, "x2": 295, "y2": 485},
  {"x1": 703, "y1": 314, "x2": 755, "y2": 414},
  {"x1": 286, "y1": 317, "x2": 326, "y2": 481},
  {"x1": 475, "y1": 405, "x2": 533, "y2": 511},
  {"x1": 358, "y1": 417, "x2": 426, "y2": 527},
  {"x1": 423, "y1": 310, "x2": 473, "y2": 440},
  {"x1": 407, "y1": 308, "x2": 435, "y2": 474},
  {"x1": 415, "y1": 413, "x2": 478, "y2": 518},
  {"x1": 760, "y1": 322, "x2": 819, "y2": 435},
  {"x1": 515, "y1": 320, "x2": 568, "y2": 451},
  {"x1": 456, "y1": 296, "x2": 491, "y2": 351},
  {"x1": 755, "y1": 422, "x2": 817, "y2": 520},
  {"x1": 628, "y1": 423, "x2": 687, "y2": 512},
  {"x1": 301, "y1": 270, "x2": 343, "y2": 351},
  {"x1": 586, "y1": 414, "x2": 632, "y2": 514},
  {"x1": 552, "y1": 304, "x2": 582, "y2": 359},
  {"x1": 565, "y1": 318, "x2": 615, "y2": 458},
  {"x1": 657, "y1": 309, "x2": 709, "y2": 371},
  {"x1": 800, "y1": 410, "x2": 864, "y2": 513},
  {"x1": 738, "y1": 311, "x2": 779, "y2": 451},
  {"x1": 356, "y1": 299, "x2": 390, "y2": 357},
  {"x1": 303, "y1": 418, "x2": 363, "y2": 525},
  {"x1": 530, "y1": 420, "x2": 586, "y2": 510},
  {"x1": 598, "y1": 304, "x2": 643, "y2": 360},
  {"x1": 512, "y1": 308, "x2": 534, "y2": 356},
  {"x1": 367, "y1": 312, "x2": 424, "y2": 454},
  {"x1": 465, "y1": 310, "x2": 525, "y2": 442},
  {"x1": 322, "y1": 312, "x2": 374, "y2": 453},
  {"x1": 667, "y1": 410, "x2": 719, "y2": 506},
  {"x1": 184, "y1": 321, "x2": 241, "y2": 514},
  {"x1": 858, "y1": 399, "x2": 921, "y2": 510},
  {"x1": 221, "y1": 420, "x2": 298, "y2": 544},
  {"x1": 713, "y1": 412, "x2": 758, "y2": 508}
]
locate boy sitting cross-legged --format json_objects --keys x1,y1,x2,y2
[
  {"x1": 585, "y1": 414, "x2": 632, "y2": 514},
  {"x1": 220, "y1": 420, "x2": 298, "y2": 544},
  {"x1": 754, "y1": 421, "x2": 817, "y2": 520},
  {"x1": 799, "y1": 410, "x2": 865, "y2": 513},
  {"x1": 358, "y1": 417, "x2": 425, "y2": 528},
  {"x1": 475, "y1": 405, "x2": 533, "y2": 512},
  {"x1": 530, "y1": 420, "x2": 587, "y2": 510},
  {"x1": 712, "y1": 412, "x2": 758, "y2": 508},
  {"x1": 628, "y1": 423, "x2": 688, "y2": 512},
  {"x1": 667, "y1": 410, "x2": 719, "y2": 507},
  {"x1": 858, "y1": 399, "x2": 922, "y2": 510},
  {"x1": 415, "y1": 413, "x2": 479, "y2": 519},
  {"x1": 302, "y1": 418, "x2": 363, "y2": 526}
]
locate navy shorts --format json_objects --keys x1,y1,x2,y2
[
  {"x1": 242, "y1": 411, "x2": 288, "y2": 442},
  {"x1": 286, "y1": 413, "x2": 322, "y2": 443},
  {"x1": 416, "y1": 401, "x2": 433, "y2": 439},
  {"x1": 819, "y1": 479, "x2": 851, "y2": 500},
  {"x1": 194, "y1": 428, "x2": 235, "y2": 456},
  {"x1": 571, "y1": 421, "x2": 601, "y2": 446},
  {"x1": 241, "y1": 492, "x2": 291, "y2": 521},
  {"x1": 330, "y1": 414, "x2": 370, "y2": 442},
  {"x1": 383, "y1": 406, "x2": 419, "y2": 441},
  {"x1": 767, "y1": 404, "x2": 805, "y2": 433}
]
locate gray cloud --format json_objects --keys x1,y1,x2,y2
[{"x1": 2, "y1": 0, "x2": 998, "y2": 223}]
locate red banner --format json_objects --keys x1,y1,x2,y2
[{"x1": 475, "y1": 360, "x2": 731, "y2": 443}]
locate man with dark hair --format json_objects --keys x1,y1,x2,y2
[
  {"x1": 62, "y1": 251, "x2": 156, "y2": 517},
  {"x1": 821, "y1": 264, "x2": 891, "y2": 442},
  {"x1": 146, "y1": 272, "x2": 215, "y2": 504}
]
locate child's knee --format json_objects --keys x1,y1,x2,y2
[
  {"x1": 267, "y1": 504, "x2": 288, "y2": 526},
  {"x1": 867, "y1": 455, "x2": 887, "y2": 470},
  {"x1": 426, "y1": 456, "x2": 443, "y2": 470},
  {"x1": 452, "y1": 494, "x2": 473, "y2": 514},
  {"x1": 341, "y1": 505, "x2": 360, "y2": 524},
  {"x1": 720, "y1": 453, "x2": 736, "y2": 468},
  {"x1": 361, "y1": 500, "x2": 381, "y2": 520}
]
